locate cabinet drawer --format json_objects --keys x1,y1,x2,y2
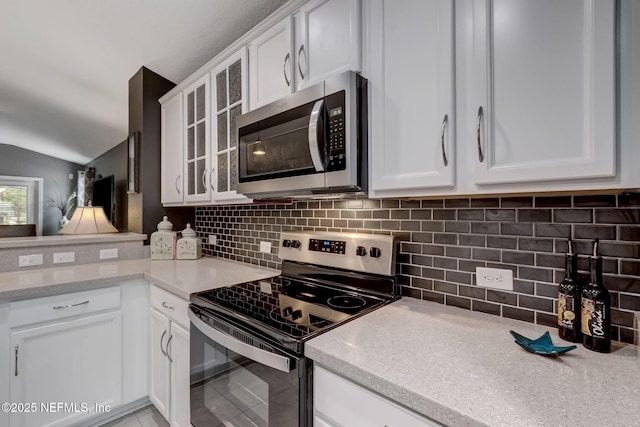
[
  {"x1": 150, "y1": 285, "x2": 189, "y2": 328},
  {"x1": 10, "y1": 286, "x2": 121, "y2": 328},
  {"x1": 314, "y1": 365, "x2": 443, "y2": 427}
]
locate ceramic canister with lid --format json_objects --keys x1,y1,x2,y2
[
  {"x1": 150, "y1": 216, "x2": 177, "y2": 260},
  {"x1": 176, "y1": 223, "x2": 202, "y2": 260}
]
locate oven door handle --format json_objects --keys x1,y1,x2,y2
[
  {"x1": 308, "y1": 99, "x2": 325, "y2": 172},
  {"x1": 189, "y1": 308, "x2": 293, "y2": 373}
]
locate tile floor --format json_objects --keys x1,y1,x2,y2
[{"x1": 100, "y1": 405, "x2": 169, "y2": 427}]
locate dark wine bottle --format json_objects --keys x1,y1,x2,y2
[
  {"x1": 581, "y1": 238, "x2": 611, "y2": 353},
  {"x1": 558, "y1": 239, "x2": 581, "y2": 342}
]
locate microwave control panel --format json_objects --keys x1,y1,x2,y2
[{"x1": 326, "y1": 90, "x2": 346, "y2": 171}]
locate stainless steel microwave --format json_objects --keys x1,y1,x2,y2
[{"x1": 236, "y1": 71, "x2": 367, "y2": 198}]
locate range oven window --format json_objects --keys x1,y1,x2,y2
[{"x1": 190, "y1": 310, "x2": 309, "y2": 427}]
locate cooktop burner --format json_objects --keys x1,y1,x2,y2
[{"x1": 327, "y1": 295, "x2": 367, "y2": 310}]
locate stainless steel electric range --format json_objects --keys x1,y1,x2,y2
[{"x1": 189, "y1": 230, "x2": 399, "y2": 427}]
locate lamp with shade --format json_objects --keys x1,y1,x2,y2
[{"x1": 58, "y1": 203, "x2": 118, "y2": 235}]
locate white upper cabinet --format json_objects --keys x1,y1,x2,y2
[
  {"x1": 368, "y1": 0, "x2": 455, "y2": 198},
  {"x1": 464, "y1": 0, "x2": 616, "y2": 187},
  {"x1": 294, "y1": 0, "x2": 361, "y2": 90},
  {"x1": 211, "y1": 48, "x2": 252, "y2": 204},
  {"x1": 249, "y1": 16, "x2": 294, "y2": 110},
  {"x1": 161, "y1": 93, "x2": 184, "y2": 204},
  {"x1": 183, "y1": 74, "x2": 211, "y2": 203},
  {"x1": 249, "y1": 0, "x2": 361, "y2": 110}
]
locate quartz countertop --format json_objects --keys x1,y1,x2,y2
[
  {"x1": 0, "y1": 257, "x2": 279, "y2": 301},
  {"x1": 305, "y1": 298, "x2": 640, "y2": 427}
]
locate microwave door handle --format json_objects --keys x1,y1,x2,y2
[
  {"x1": 188, "y1": 308, "x2": 293, "y2": 373},
  {"x1": 308, "y1": 99, "x2": 325, "y2": 172}
]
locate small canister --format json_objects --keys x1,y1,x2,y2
[
  {"x1": 176, "y1": 223, "x2": 202, "y2": 260},
  {"x1": 150, "y1": 216, "x2": 177, "y2": 260}
]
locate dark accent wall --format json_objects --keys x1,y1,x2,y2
[
  {"x1": 0, "y1": 144, "x2": 82, "y2": 236},
  {"x1": 86, "y1": 140, "x2": 128, "y2": 231},
  {"x1": 195, "y1": 193, "x2": 640, "y2": 345},
  {"x1": 128, "y1": 67, "x2": 196, "y2": 239}
]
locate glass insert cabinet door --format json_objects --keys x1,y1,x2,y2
[
  {"x1": 183, "y1": 74, "x2": 210, "y2": 202},
  {"x1": 210, "y1": 47, "x2": 251, "y2": 202}
]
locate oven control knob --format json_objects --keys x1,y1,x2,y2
[
  {"x1": 291, "y1": 310, "x2": 302, "y2": 320},
  {"x1": 356, "y1": 246, "x2": 367, "y2": 256},
  {"x1": 291, "y1": 240, "x2": 301, "y2": 249},
  {"x1": 282, "y1": 239, "x2": 292, "y2": 248},
  {"x1": 282, "y1": 307, "x2": 293, "y2": 317},
  {"x1": 369, "y1": 247, "x2": 382, "y2": 258}
]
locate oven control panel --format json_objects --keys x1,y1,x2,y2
[
  {"x1": 279, "y1": 231, "x2": 398, "y2": 276},
  {"x1": 308, "y1": 239, "x2": 346, "y2": 255}
]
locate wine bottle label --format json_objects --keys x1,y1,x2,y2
[
  {"x1": 581, "y1": 298, "x2": 606, "y2": 338},
  {"x1": 558, "y1": 293, "x2": 577, "y2": 330}
]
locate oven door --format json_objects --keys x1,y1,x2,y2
[{"x1": 189, "y1": 306, "x2": 311, "y2": 427}]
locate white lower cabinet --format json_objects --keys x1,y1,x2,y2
[
  {"x1": 8, "y1": 287, "x2": 124, "y2": 427},
  {"x1": 149, "y1": 285, "x2": 190, "y2": 427},
  {"x1": 314, "y1": 365, "x2": 443, "y2": 427}
]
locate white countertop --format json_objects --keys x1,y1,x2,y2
[
  {"x1": 305, "y1": 298, "x2": 640, "y2": 427},
  {"x1": 0, "y1": 257, "x2": 279, "y2": 301}
]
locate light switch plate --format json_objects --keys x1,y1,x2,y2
[
  {"x1": 53, "y1": 252, "x2": 75, "y2": 264},
  {"x1": 99, "y1": 248, "x2": 118, "y2": 260},
  {"x1": 476, "y1": 267, "x2": 514, "y2": 291},
  {"x1": 18, "y1": 254, "x2": 43, "y2": 268},
  {"x1": 259, "y1": 241, "x2": 272, "y2": 254},
  {"x1": 209, "y1": 235, "x2": 217, "y2": 245}
]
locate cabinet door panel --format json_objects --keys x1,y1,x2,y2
[
  {"x1": 10, "y1": 311, "x2": 122, "y2": 427},
  {"x1": 211, "y1": 48, "x2": 252, "y2": 204},
  {"x1": 470, "y1": 0, "x2": 615, "y2": 185},
  {"x1": 161, "y1": 94, "x2": 184, "y2": 204},
  {"x1": 249, "y1": 17, "x2": 294, "y2": 109},
  {"x1": 295, "y1": 0, "x2": 361, "y2": 90},
  {"x1": 169, "y1": 322, "x2": 190, "y2": 427},
  {"x1": 183, "y1": 75, "x2": 211, "y2": 202},
  {"x1": 369, "y1": 0, "x2": 455, "y2": 196},
  {"x1": 149, "y1": 308, "x2": 171, "y2": 420}
]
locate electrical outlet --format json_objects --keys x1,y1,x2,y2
[
  {"x1": 476, "y1": 267, "x2": 514, "y2": 291},
  {"x1": 53, "y1": 252, "x2": 75, "y2": 264},
  {"x1": 209, "y1": 235, "x2": 217, "y2": 245},
  {"x1": 259, "y1": 241, "x2": 272, "y2": 254},
  {"x1": 18, "y1": 254, "x2": 43, "y2": 268},
  {"x1": 99, "y1": 248, "x2": 118, "y2": 260}
]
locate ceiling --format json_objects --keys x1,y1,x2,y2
[{"x1": 0, "y1": 0, "x2": 287, "y2": 165}]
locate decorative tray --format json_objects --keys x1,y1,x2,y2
[{"x1": 509, "y1": 330, "x2": 577, "y2": 356}]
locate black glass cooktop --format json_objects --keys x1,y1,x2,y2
[{"x1": 192, "y1": 275, "x2": 388, "y2": 341}]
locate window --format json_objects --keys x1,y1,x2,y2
[{"x1": 0, "y1": 175, "x2": 43, "y2": 235}]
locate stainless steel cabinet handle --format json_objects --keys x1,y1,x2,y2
[
  {"x1": 53, "y1": 300, "x2": 89, "y2": 310},
  {"x1": 210, "y1": 168, "x2": 215, "y2": 192},
  {"x1": 160, "y1": 330, "x2": 167, "y2": 357},
  {"x1": 166, "y1": 335, "x2": 174, "y2": 363},
  {"x1": 283, "y1": 53, "x2": 291, "y2": 87},
  {"x1": 14, "y1": 345, "x2": 18, "y2": 376},
  {"x1": 477, "y1": 106, "x2": 484, "y2": 163},
  {"x1": 297, "y1": 44, "x2": 305, "y2": 80},
  {"x1": 175, "y1": 175, "x2": 181, "y2": 194},
  {"x1": 441, "y1": 114, "x2": 449, "y2": 167},
  {"x1": 201, "y1": 169, "x2": 207, "y2": 191},
  {"x1": 162, "y1": 301, "x2": 174, "y2": 310}
]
